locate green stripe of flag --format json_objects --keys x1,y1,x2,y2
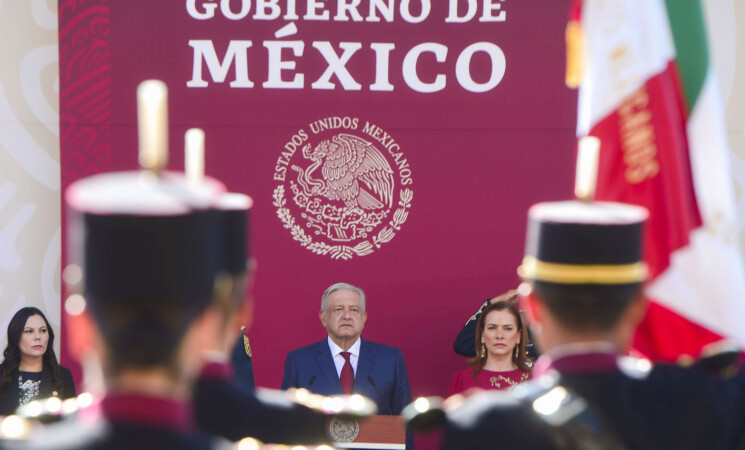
[{"x1": 664, "y1": 0, "x2": 709, "y2": 112}]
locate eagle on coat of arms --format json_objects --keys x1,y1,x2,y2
[{"x1": 292, "y1": 133, "x2": 395, "y2": 211}]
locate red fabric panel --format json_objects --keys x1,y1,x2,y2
[
  {"x1": 634, "y1": 301, "x2": 723, "y2": 362},
  {"x1": 58, "y1": 5, "x2": 578, "y2": 432}
]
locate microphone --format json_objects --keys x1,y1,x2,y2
[
  {"x1": 367, "y1": 376, "x2": 391, "y2": 415},
  {"x1": 308, "y1": 375, "x2": 316, "y2": 387}
]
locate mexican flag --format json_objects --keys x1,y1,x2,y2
[{"x1": 570, "y1": 0, "x2": 745, "y2": 361}]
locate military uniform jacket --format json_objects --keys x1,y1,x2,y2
[
  {"x1": 442, "y1": 346, "x2": 745, "y2": 450},
  {"x1": 194, "y1": 362, "x2": 330, "y2": 444},
  {"x1": 3, "y1": 393, "x2": 230, "y2": 450}
]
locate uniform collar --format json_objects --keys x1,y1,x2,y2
[
  {"x1": 200, "y1": 359, "x2": 234, "y2": 380},
  {"x1": 101, "y1": 393, "x2": 193, "y2": 433},
  {"x1": 533, "y1": 342, "x2": 619, "y2": 377}
]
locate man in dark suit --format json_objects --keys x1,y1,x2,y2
[
  {"x1": 282, "y1": 283, "x2": 413, "y2": 445},
  {"x1": 437, "y1": 199, "x2": 745, "y2": 450}
]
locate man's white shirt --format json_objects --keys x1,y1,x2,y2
[{"x1": 328, "y1": 336, "x2": 361, "y2": 378}]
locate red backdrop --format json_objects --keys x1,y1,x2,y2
[{"x1": 59, "y1": 0, "x2": 576, "y2": 444}]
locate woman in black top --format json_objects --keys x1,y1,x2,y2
[{"x1": 0, "y1": 307, "x2": 76, "y2": 415}]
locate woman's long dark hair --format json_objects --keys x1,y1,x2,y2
[
  {"x1": 0, "y1": 307, "x2": 66, "y2": 393},
  {"x1": 467, "y1": 290, "x2": 532, "y2": 378}
]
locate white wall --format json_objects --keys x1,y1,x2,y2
[{"x1": 0, "y1": 0, "x2": 60, "y2": 355}]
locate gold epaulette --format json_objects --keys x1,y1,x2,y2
[
  {"x1": 244, "y1": 335, "x2": 252, "y2": 358},
  {"x1": 240, "y1": 326, "x2": 252, "y2": 358}
]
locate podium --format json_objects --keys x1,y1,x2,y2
[{"x1": 329, "y1": 415, "x2": 406, "y2": 449}]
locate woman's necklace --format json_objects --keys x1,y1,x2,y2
[{"x1": 18, "y1": 371, "x2": 42, "y2": 407}]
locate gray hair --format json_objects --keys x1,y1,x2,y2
[{"x1": 321, "y1": 282, "x2": 366, "y2": 313}]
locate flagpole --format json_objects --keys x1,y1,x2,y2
[{"x1": 574, "y1": 136, "x2": 600, "y2": 202}]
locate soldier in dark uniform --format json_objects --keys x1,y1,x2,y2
[
  {"x1": 231, "y1": 328, "x2": 255, "y2": 392},
  {"x1": 434, "y1": 199, "x2": 745, "y2": 449},
  {"x1": 1, "y1": 80, "x2": 233, "y2": 449},
  {"x1": 191, "y1": 191, "x2": 333, "y2": 445}
]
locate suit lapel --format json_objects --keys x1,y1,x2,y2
[
  {"x1": 354, "y1": 339, "x2": 374, "y2": 397},
  {"x1": 315, "y1": 340, "x2": 343, "y2": 395}
]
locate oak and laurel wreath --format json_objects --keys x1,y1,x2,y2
[{"x1": 273, "y1": 185, "x2": 413, "y2": 260}]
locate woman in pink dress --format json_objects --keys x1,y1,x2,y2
[{"x1": 448, "y1": 291, "x2": 532, "y2": 395}]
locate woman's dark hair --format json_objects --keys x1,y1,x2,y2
[
  {"x1": 0, "y1": 307, "x2": 66, "y2": 393},
  {"x1": 467, "y1": 290, "x2": 532, "y2": 378}
]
